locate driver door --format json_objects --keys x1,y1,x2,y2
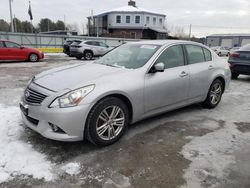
[
  {"x1": 144, "y1": 44, "x2": 190, "y2": 114},
  {"x1": 4, "y1": 41, "x2": 26, "y2": 60}
]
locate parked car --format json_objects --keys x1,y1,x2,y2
[
  {"x1": 0, "y1": 40, "x2": 44, "y2": 62},
  {"x1": 70, "y1": 41, "x2": 112, "y2": 60},
  {"x1": 63, "y1": 40, "x2": 82, "y2": 56},
  {"x1": 211, "y1": 46, "x2": 230, "y2": 56},
  {"x1": 20, "y1": 40, "x2": 231, "y2": 146},
  {"x1": 228, "y1": 44, "x2": 250, "y2": 79}
]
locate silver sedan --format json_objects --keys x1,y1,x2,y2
[{"x1": 20, "y1": 40, "x2": 231, "y2": 146}]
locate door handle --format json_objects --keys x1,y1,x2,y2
[
  {"x1": 208, "y1": 65, "x2": 214, "y2": 70},
  {"x1": 179, "y1": 71, "x2": 188, "y2": 77}
]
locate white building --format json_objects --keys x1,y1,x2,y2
[{"x1": 88, "y1": 0, "x2": 167, "y2": 39}]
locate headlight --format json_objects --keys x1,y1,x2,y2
[{"x1": 49, "y1": 85, "x2": 95, "y2": 108}]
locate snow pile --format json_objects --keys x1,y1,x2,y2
[
  {"x1": 0, "y1": 105, "x2": 54, "y2": 183},
  {"x1": 61, "y1": 162, "x2": 81, "y2": 176}
]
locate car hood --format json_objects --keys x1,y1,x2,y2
[{"x1": 33, "y1": 63, "x2": 127, "y2": 92}]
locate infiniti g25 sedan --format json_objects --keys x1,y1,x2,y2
[{"x1": 20, "y1": 40, "x2": 231, "y2": 146}]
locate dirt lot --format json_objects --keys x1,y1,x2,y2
[{"x1": 0, "y1": 54, "x2": 250, "y2": 188}]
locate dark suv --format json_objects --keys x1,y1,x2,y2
[{"x1": 228, "y1": 44, "x2": 250, "y2": 79}]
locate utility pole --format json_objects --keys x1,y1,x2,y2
[
  {"x1": 64, "y1": 15, "x2": 66, "y2": 31},
  {"x1": 9, "y1": 0, "x2": 14, "y2": 32},
  {"x1": 189, "y1": 24, "x2": 192, "y2": 40}
]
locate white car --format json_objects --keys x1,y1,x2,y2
[
  {"x1": 211, "y1": 46, "x2": 230, "y2": 56},
  {"x1": 70, "y1": 41, "x2": 113, "y2": 60}
]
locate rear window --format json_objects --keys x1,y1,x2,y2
[
  {"x1": 185, "y1": 45, "x2": 205, "y2": 64},
  {"x1": 203, "y1": 48, "x2": 212, "y2": 61},
  {"x1": 71, "y1": 41, "x2": 81, "y2": 46}
]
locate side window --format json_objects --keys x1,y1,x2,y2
[
  {"x1": 155, "y1": 45, "x2": 185, "y2": 69},
  {"x1": 5, "y1": 42, "x2": 20, "y2": 48},
  {"x1": 99, "y1": 42, "x2": 108, "y2": 48},
  {"x1": 0, "y1": 41, "x2": 5, "y2": 48},
  {"x1": 203, "y1": 48, "x2": 212, "y2": 61},
  {"x1": 185, "y1": 45, "x2": 205, "y2": 64},
  {"x1": 116, "y1": 15, "x2": 121, "y2": 24}
]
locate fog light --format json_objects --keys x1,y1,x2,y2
[{"x1": 49, "y1": 123, "x2": 65, "y2": 133}]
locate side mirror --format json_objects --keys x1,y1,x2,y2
[
  {"x1": 149, "y1": 62, "x2": 165, "y2": 73},
  {"x1": 20, "y1": 46, "x2": 24, "y2": 49}
]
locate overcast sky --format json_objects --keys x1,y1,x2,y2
[{"x1": 1, "y1": 0, "x2": 250, "y2": 37}]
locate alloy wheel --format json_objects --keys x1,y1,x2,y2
[
  {"x1": 96, "y1": 105, "x2": 125, "y2": 141},
  {"x1": 210, "y1": 83, "x2": 222, "y2": 105}
]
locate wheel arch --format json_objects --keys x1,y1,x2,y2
[{"x1": 213, "y1": 76, "x2": 226, "y2": 93}]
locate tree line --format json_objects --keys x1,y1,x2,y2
[{"x1": 0, "y1": 18, "x2": 66, "y2": 33}]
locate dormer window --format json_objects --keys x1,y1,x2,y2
[
  {"x1": 116, "y1": 15, "x2": 121, "y2": 24},
  {"x1": 135, "y1": 16, "x2": 140, "y2": 24}
]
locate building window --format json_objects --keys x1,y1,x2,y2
[
  {"x1": 126, "y1": 16, "x2": 130, "y2": 24},
  {"x1": 131, "y1": 32, "x2": 136, "y2": 39},
  {"x1": 135, "y1": 16, "x2": 140, "y2": 24},
  {"x1": 153, "y1": 17, "x2": 156, "y2": 25},
  {"x1": 159, "y1": 18, "x2": 163, "y2": 25},
  {"x1": 116, "y1": 15, "x2": 121, "y2": 24},
  {"x1": 146, "y1": 16, "x2": 150, "y2": 24}
]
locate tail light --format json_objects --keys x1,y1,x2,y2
[{"x1": 230, "y1": 53, "x2": 240, "y2": 58}]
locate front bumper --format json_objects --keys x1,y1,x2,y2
[{"x1": 20, "y1": 83, "x2": 92, "y2": 142}]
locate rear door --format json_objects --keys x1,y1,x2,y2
[
  {"x1": 0, "y1": 41, "x2": 7, "y2": 60},
  {"x1": 184, "y1": 44, "x2": 214, "y2": 102},
  {"x1": 144, "y1": 44, "x2": 190, "y2": 113}
]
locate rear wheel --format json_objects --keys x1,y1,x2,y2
[
  {"x1": 218, "y1": 52, "x2": 222, "y2": 56},
  {"x1": 85, "y1": 97, "x2": 129, "y2": 146},
  {"x1": 84, "y1": 51, "x2": 93, "y2": 60},
  {"x1": 29, "y1": 53, "x2": 38, "y2": 62},
  {"x1": 202, "y1": 79, "x2": 223, "y2": 109},
  {"x1": 231, "y1": 72, "x2": 239, "y2": 79}
]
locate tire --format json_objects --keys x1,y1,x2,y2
[
  {"x1": 85, "y1": 97, "x2": 129, "y2": 146},
  {"x1": 202, "y1": 79, "x2": 224, "y2": 109},
  {"x1": 29, "y1": 53, "x2": 38, "y2": 62},
  {"x1": 218, "y1": 52, "x2": 222, "y2": 56},
  {"x1": 84, "y1": 51, "x2": 93, "y2": 60},
  {"x1": 231, "y1": 72, "x2": 239, "y2": 79},
  {"x1": 76, "y1": 56, "x2": 82, "y2": 60}
]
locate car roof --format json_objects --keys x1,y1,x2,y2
[{"x1": 128, "y1": 40, "x2": 207, "y2": 47}]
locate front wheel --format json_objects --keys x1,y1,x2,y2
[
  {"x1": 85, "y1": 97, "x2": 129, "y2": 146},
  {"x1": 202, "y1": 79, "x2": 223, "y2": 109},
  {"x1": 29, "y1": 53, "x2": 38, "y2": 62}
]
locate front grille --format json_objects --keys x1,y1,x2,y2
[
  {"x1": 26, "y1": 115, "x2": 39, "y2": 126},
  {"x1": 24, "y1": 88, "x2": 47, "y2": 104}
]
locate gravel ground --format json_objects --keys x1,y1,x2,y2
[{"x1": 0, "y1": 54, "x2": 249, "y2": 188}]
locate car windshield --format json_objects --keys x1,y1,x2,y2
[
  {"x1": 95, "y1": 44, "x2": 160, "y2": 69},
  {"x1": 240, "y1": 44, "x2": 250, "y2": 51}
]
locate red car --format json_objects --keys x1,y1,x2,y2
[{"x1": 0, "y1": 40, "x2": 44, "y2": 62}]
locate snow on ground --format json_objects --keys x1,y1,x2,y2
[
  {"x1": 180, "y1": 80, "x2": 250, "y2": 188},
  {"x1": 61, "y1": 162, "x2": 81, "y2": 176},
  {"x1": 0, "y1": 105, "x2": 54, "y2": 183}
]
